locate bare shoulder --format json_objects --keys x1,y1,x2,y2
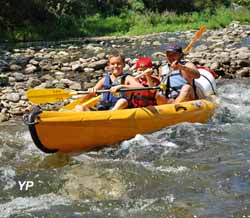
[{"x1": 185, "y1": 61, "x2": 197, "y2": 69}]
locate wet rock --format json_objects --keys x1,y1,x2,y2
[
  {"x1": 40, "y1": 74, "x2": 54, "y2": 82},
  {"x1": 87, "y1": 59, "x2": 108, "y2": 70},
  {"x1": 84, "y1": 68, "x2": 95, "y2": 73},
  {"x1": 69, "y1": 82, "x2": 81, "y2": 90},
  {"x1": 6, "y1": 93, "x2": 20, "y2": 102},
  {"x1": 152, "y1": 41, "x2": 161, "y2": 46},
  {"x1": 55, "y1": 71, "x2": 65, "y2": 80},
  {"x1": 39, "y1": 60, "x2": 52, "y2": 71},
  {"x1": 13, "y1": 72, "x2": 25, "y2": 82},
  {"x1": 61, "y1": 66, "x2": 72, "y2": 72},
  {"x1": 237, "y1": 59, "x2": 250, "y2": 68},
  {"x1": 210, "y1": 62, "x2": 220, "y2": 71},
  {"x1": 71, "y1": 63, "x2": 83, "y2": 72},
  {"x1": 0, "y1": 112, "x2": 9, "y2": 122},
  {"x1": 27, "y1": 78, "x2": 42, "y2": 88},
  {"x1": 25, "y1": 64, "x2": 37, "y2": 74},
  {"x1": 10, "y1": 64, "x2": 22, "y2": 71},
  {"x1": 29, "y1": 59, "x2": 39, "y2": 65},
  {"x1": 236, "y1": 68, "x2": 250, "y2": 77}
]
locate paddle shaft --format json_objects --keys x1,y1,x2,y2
[
  {"x1": 183, "y1": 25, "x2": 206, "y2": 55},
  {"x1": 73, "y1": 86, "x2": 161, "y2": 95}
]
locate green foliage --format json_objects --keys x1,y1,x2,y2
[
  {"x1": 194, "y1": 0, "x2": 231, "y2": 11},
  {"x1": 233, "y1": 0, "x2": 250, "y2": 9},
  {"x1": 1, "y1": 0, "x2": 250, "y2": 41},
  {"x1": 128, "y1": 0, "x2": 145, "y2": 12},
  {"x1": 79, "y1": 14, "x2": 130, "y2": 36}
]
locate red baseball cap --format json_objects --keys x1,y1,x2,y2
[{"x1": 136, "y1": 57, "x2": 153, "y2": 69}]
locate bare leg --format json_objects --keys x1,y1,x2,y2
[
  {"x1": 74, "y1": 105, "x2": 90, "y2": 111},
  {"x1": 112, "y1": 98, "x2": 128, "y2": 110},
  {"x1": 174, "y1": 84, "x2": 195, "y2": 103},
  {"x1": 155, "y1": 93, "x2": 173, "y2": 105}
]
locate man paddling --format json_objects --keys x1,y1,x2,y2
[{"x1": 156, "y1": 42, "x2": 200, "y2": 104}]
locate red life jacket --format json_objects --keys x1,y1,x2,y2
[{"x1": 130, "y1": 76, "x2": 160, "y2": 108}]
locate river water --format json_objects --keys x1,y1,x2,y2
[{"x1": 0, "y1": 77, "x2": 249, "y2": 218}]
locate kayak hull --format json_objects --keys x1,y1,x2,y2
[{"x1": 25, "y1": 99, "x2": 216, "y2": 153}]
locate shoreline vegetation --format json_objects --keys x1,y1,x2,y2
[{"x1": 0, "y1": 2, "x2": 250, "y2": 42}]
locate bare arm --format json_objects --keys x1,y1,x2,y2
[
  {"x1": 180, "y1": 62, "x2": 200, "y2": 79},
  {"x1": 109, "y1": 75, "x2": 143, "y2": 94}
]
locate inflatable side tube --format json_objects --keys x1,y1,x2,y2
[
  {"x1": 23, "y1": 106, "x2": 58, "y2": 153},
  {"x1": 195, "y1": 67, "x2": 216, "y2": 99}
]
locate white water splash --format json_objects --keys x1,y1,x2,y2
[
  {"x1": 0, "y1": 193, "x2": 71, "y2": 218},
  {"x1": 127, "y1": 160, "x2": 189, "y2": 174},
  {"x1": 0, "y1": 166, "x2": 16, "y2": 190}
]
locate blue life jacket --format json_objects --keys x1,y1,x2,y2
[
  {"x1": 97, "y1": 73, "x2": 128, "y2": 110},
  {"x1": 161, "y1": 61, "x2": 188, "y2": 99}
]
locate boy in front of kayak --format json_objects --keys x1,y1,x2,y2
[{"x1": 75, "y1": 50, "x2": 142, "y2": 111}]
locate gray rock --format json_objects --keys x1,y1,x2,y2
[
  {"x1": 6, "y1": 93, "x2": 20, "y2": 102},
  {"x1": 55, "y1": 71, "x2": 65, "y2": 79},
  {"x1": 29, "y1": 59, "x2": 39, "y2": 65},
  {"x1": 25, "y1": 65, "x2": 37, "y2": 74},
  {"x1": 40, "y1": 74, "x2": 54, "y2": 82},
  {"x1": 61, "y1": 67, "x2": 72, "y2": 72},
  {"x1": 152, "y1": 41, "x2": 161, "y2": 46},
  {"x1": 69, "y1": 82, "x2": 81, "y2": 90},
  {"x1": 72, "y1": 64, "x2": 83, "y2": 72},
  {"x1": 210, "y1": 62, "x2": 220, "y2": 70},
  {"x1": 27, "y1": 78, "x2": 42, "y2": 88},
  {"x1": 10, "y1": 64, "x2": 22, "y2": 71},
  {"x1": 0, "y1": 112, "x2": 9, "y2": 122},
  {"x1": 87, "y1": 60, "x2": 108, "y2": 70},
  {"x1": 13, "y1": 72, "x2": 25, "y2": 82},
  {"x1": 84, "y1": 68, "x2": 95, "y2": 73},
  {"x1": 236, "y1": 68, "x2": 250, "y2": 77}
]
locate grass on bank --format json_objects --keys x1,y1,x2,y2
[
  {"x1": 2, "y1": 6, "x2": 250, "y2": 41},
  {"x1": 81, "y1": 6, "x2": 250, "y2": 36}
]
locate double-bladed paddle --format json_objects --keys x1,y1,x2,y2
[
  {"x1": 26, "y1": 86, "x2": 161, "y2": 104},
  {"x1": 183, "y1": 25, "x2": 206, "y2": 55},
  {"x1": 26, "y1": 25, "x2": 206, "y2": 104}
]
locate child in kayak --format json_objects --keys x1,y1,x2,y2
[
  {"x1": 75, "y1": 50, "x2": 142, "y2": 111},
  {"x1": 130, "y1": 57, "x2": 160, "y2": 108}
]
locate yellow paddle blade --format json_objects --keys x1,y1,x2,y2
[
  {"x1": 183, "y1": 25, "x2": 206, "y2": 54},
  {"x1": 61, "y1": 95, "x2": 101, "y2": 110},
  {"x1": 26, "y1": 89, "x2": 73, "y2": 104},
  {"x1": 82, "y1": 95, "x2": 101, "y2": 107}
]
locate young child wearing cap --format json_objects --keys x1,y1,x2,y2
[
  {"x1": 156, "y1": 42, "x2": 200, "y2": 104},
  {"x1": 130, "y1": 57, "x2": 160, "y2": 108}
]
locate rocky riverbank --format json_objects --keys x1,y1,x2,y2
[{"x1": 0, "y1": 21, "x2": 250, "y2": 122}]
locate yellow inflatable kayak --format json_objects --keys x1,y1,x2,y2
[{"x1": 24, "y1": 98, "x2": 216, "y2": 153}]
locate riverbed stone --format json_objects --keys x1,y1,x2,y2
[
  {"x1": 55, "y1": 71, "x2": 65, "y2": 80},
  {"x1": 69, "y1": 82, "x2": 81, "y2": 90},
  {"x1": 10, "y1": 64, "x2": 22, "y2": 71},
  {"x1": 84, "y1": 68, "x2": 95, "y2": 73},
  {"x1": 236, "y1": 68, "x2": 250, "y2": 77},
  {"x1": 72, "y1": 63, "x2": 83, "y2": 72},
  {"x1": 13, "y1": 72, "x2": 25, "y2": 82},
  {"x1": 27, "y1": 78, "x2": 42, "y2": 88},
  {"x1": 6, "y1": 93, "x2": 20, "y2": 102},
  {"x1": 25, "y1": 64, "x2": 37, "y2": 74},
  {"x1": 0, "y1": 112, "x2": 9, "y2": 122},
  {"x1": 87, "y1": 60, "x2": 108, "y2": 70}
]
